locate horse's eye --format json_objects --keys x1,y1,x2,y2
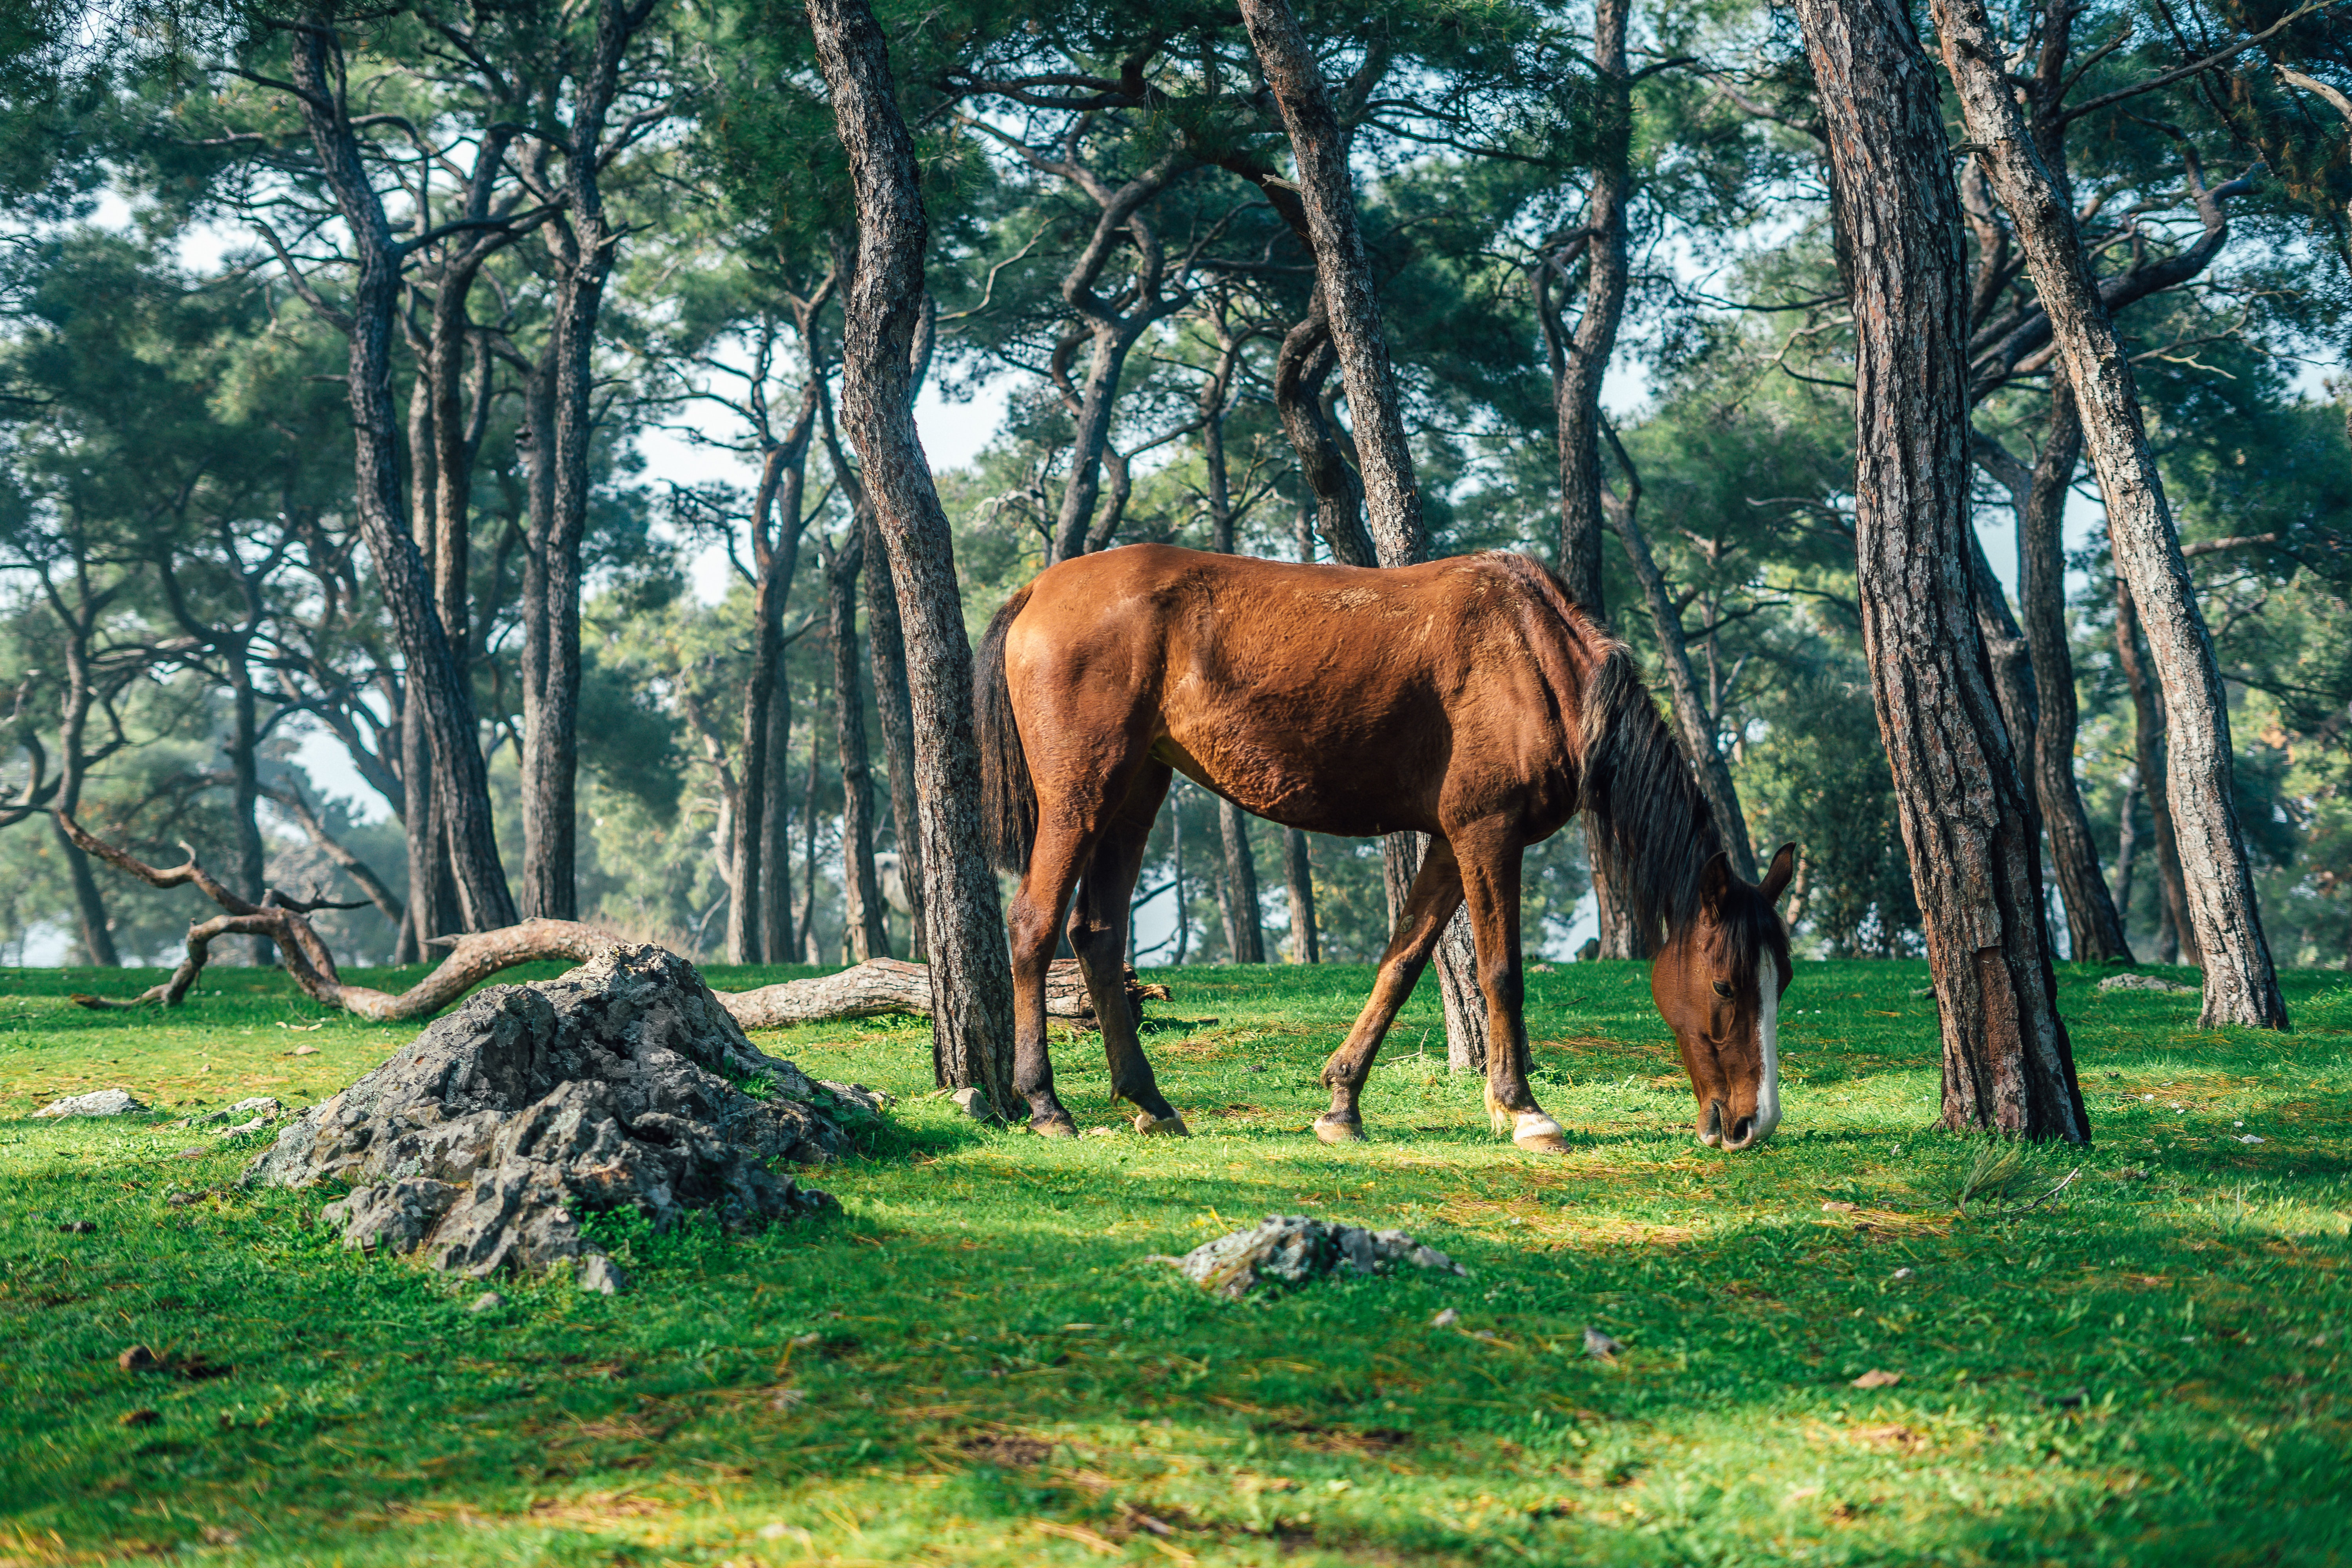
[{"x1": 1712, "y1": 980, "x2": 1734, "y2": 1000}]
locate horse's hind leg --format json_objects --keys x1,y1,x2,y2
[
  {"x1": 1007, "y1": 819, "x2": 1093, "y2": 1136},
  {"x1": 1068, "y1": 762, "x2": 1187, "y2": 1135},
  {"x1": 1314, "y1": 837, "x2": 1467, "y2": 1144},
  {"x1": 1454, "y1": 822, "x2": 1566, "y2": 1154}
]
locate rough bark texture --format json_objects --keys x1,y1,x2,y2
[
  {"x1": 723, "y1": 957, "x2": 1165, "y2": 1031},
  {"x1": 806, "y1": 0, "x2": 1018, "y2": 1112},
  {"x1": 1793, "y1": 0, "x2": 2088, "y2": 1140},
  {"x1": 1201, "y1": 351, "x2": 1266, "y2": 966},
  {"x1": 1934, "y1": 0, "x2": 2284, "y2": 1029},
  {"x1": 287, "y1": 21, "x2": 514, "y2": 931},
  {"x1": 863, "y1": 507, "x2": 926, "y2": 960},
  {"x1": 1242, "y1": 0, "x2": 1486, "y2": 1069},
  {"x1": 2114, "y1": 577, "x2": 2198, "y2": 965},
  {"x1": 1218, "y1": 801, "x2": 1267, "y2": 963},
  {"x1": 1283, "y1": 829, "x2": 1320, "y2": 964},
  {"x1": 246, "y1": 945, "x2": 846, "y2": 1289},
  {"x1": 1988, "y1": 389, "x2": 2134, "y2": 961},
  {"x1": 1550, "y1": 0, "x2": 1632, "y2": 616},
  {"x1": 824, "y1": 526, "x2": 891, "y2": 962},
  {"x1": 1239, "y1": 0, "x2": 1422, "y2": 566}
]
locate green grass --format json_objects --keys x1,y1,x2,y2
[{"x1": 2, "y1": 956, "x2": 2348, "y2": 1566}]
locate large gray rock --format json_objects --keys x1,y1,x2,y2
[
  {"x1": 249, "y1": 944, "x2": 849, "y2": 1286},
  {"x1": 1176, "y1": 1214, "x2": 1467, "y2": 1299},
  {"x1": 33, "y1": 1088, "x2": 147, "y2": 1118}
]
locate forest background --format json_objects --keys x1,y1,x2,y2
[{"x1": 0, "y1": 0, "x2": 2346, "y2": 979}]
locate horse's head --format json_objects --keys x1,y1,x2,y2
[{"x1": 1650, "y1": 842, "x2": 1797, "y2": 1151}]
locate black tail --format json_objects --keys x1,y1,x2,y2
[
  {"x1": 975, "y1": 583, "x2": 1038, "y2": 873},
  {"x1": 1579, "y1": 644, "x2": 1722, "y2": 951}
]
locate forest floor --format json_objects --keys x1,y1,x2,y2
[{"x1": 1, "y1": 955, "x2": 2347, "y2": 1567}]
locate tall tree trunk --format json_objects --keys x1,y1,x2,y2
[
  {"x1": 763, "y1": 667, "x2": 795, "y2": 962},
  {"x1": 1793, "y1": 0, "x2": 2087, "y2": 1140},
  {"x1": 53, "y1": 621, "x2": 117, "y2": 967},
  {"x1": 1171, "y1": 795, "x2": 1188, "y2": 965},
  {"x1": 800, "y1": 704, "x2": 824, "y2": 965},
  {"x1": 1606, "y1": 440, "x2": 1758, "y2": 878},
  {"x1": 2114, "y1": 577, "x2": 2198, "y2": 966},
  {"x1": 2112, "y1": 768, "x2": 2139, "y2": 930},
  {"x1": 1538, "y1": 0, "x2": 1646, "y2": 960},
  {"x1": 1934, "y1": 0, "x2": 2284, "y2": 1029},
  {"x1": 2011, "y1": 386, "x2": 2132, "y2": 961},
  {"x1": 863, "y1": 508, "x2": 925, "y2": 960},
  {"x1": 399, "y1": 684, "x2": 459, "y2": 953},
  {"x1": 288, "y1": 20, "x2": 515, "y2": 931},
  {"x1": 825, "y1": 530, "x2": 890, "y2": 962},
  {"x1": 1242, "y1": 0, "x2": 1488, "y2": 1069},
  {"x1": 227, "y1": 655, "x2": 269, "y2": 964},
  {"x1": 729, "y1": 390, "x2": 818, "y2": 963},
  {"x1": 518, "y1": 342, "x2": 558, "y2": 919},
  {"x1": 807, "y1": 0, "x2": 1018, "y2": 1109}
]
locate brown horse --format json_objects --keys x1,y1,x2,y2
[{"x1": 975, "y1": 544, "x2": 1797, "y2": 1152}]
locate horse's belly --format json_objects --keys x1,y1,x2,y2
[{"x1": 1151, "y1": 706, "x2": 1443, "y2": 838}]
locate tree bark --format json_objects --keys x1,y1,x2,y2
[
  {"x1": 729, "y1": 383, "x2": 819, "y2": 963},
  {"x1": 1281, "y1": 503, "x2": 1321, "y2": 964},
  {"x1": 52, "y1": 608, "x2": 117, "y2": 967},
  {"x1": 1985, "y1": 388, "x2": 2134, "y2": 961},
  {"x1": 763, "y1": 666, "x2": 796, "y2": 962},
  {"x1": 1934, "y1": 0, "x2": 2285, "y2": 1029},
  {"x1": 1200, "y1": 332, "x2": 1267, "y2": 964},
  {"x1": 2114, "y1": 576, "x2": 2197, "y2": 966},
  {"x1": 862, "y1": 508, "x2": 925, "y2": 960},
  {"x1": 722, "y1": 956, "x2": 1164, "y2": 1031},
  {"x1": 287, "y1": 20, "x2": 515, "y2": 931},
  {"x1": 1243, "y1": 0, "x2": 1488, "y2": 1067},
  {"x1": 2111, "y1": 768, "x2": 2139, "y2": 930},
  {"x1": 807, "y1": 0, "x2": 1018, "y2": 1111},
  {"x1": 822, "y1": 527, "x2": 890, "y2": 962},
  {"x1": 1604, "y1": 436, "x2": 1758, "y2": 879},
  {"x1": 1792, "y1": 0, "x2": 2087, "y2": 1140}
]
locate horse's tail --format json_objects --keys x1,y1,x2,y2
[
  {"x1": 1578, "y1": 643, "x2": 1722, "y2": 951},
  {"x1": 975, "y1": 583, "x2": 1038, "y2": 874}
]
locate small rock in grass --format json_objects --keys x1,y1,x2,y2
[
  {"x1": 1080, "y1": 1126, "x2": 1118, "y2": 1138},
  {"x1": 1891, "y1": 1267, "x2": 1916, "y2": 1281},
  {"x1": 577, "y1": 1253, "x2": 626, "y2": 1296},
  {"x1": 117, "y1": 1345, "x2": 160, "y2": 1372},
  {"x1": 2098, "y1": 973, "x2": 2196, "y2": 995},
  {"x1": 469, "y1": 1291, "x2": 505, "y2": 1314},
  {"x1": 120, "y1": 1408, "x2": 159, "y2": 1427},
  {"x1": 950, "y1": 1086, "x2": 995, "y2": 1121},
  {"x1": 1850, "y1": 1368, "x2": 1902, "y2": 1389},
  {"x1": 1174, "y1": 1214, "x2": 1465, "y2": 1298},
  {"x1": 1431, "y1": 1308, "x2": 1460, "y2": 1328},
  {"x1": 288, "y1": 1044, "x2": 321, "y2": 1056},
  {"x1": 1909, "y1": 985, "x2": 1936, "y2": 1000},
  {"x1": 1245, "y1": 1063, "x2": 1265, "y2": 1074},
  {"x1": 2237, "y1": 1134, "x2": 2266, "y2": 1145},
  {"x1": 180, "y1": 1096, "x2": 285, "y2": 1129},
  {"x1": 175, "y1": 1147, "x2": 207, "y2": 1160},
  {"x1": 56, "y1": 1219, "x2": 94, "y2": 1234},
  {"x1": 33, "y1": 1089, "x2": 146, "y2": 1119},
  {"x1": 1583, "y1": 1327, "x2": 1625, "y2": 1359},
  {"x1": 1822, "y1": 1200, "x2": 1859, "y2": 1213}
]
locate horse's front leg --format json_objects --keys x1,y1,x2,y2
[
  {"x1": 1454, "y1": 824, "x2": 1566, "y2": 1153},
  {"x1": 1314, "y1": 837, "x2": 1466, "y2": 1143}
]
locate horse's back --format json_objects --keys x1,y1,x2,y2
[{"x1": 1002, "y1": 546, "x2": 1589, "y2": 838}]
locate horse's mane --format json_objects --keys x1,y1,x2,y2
[{"x1": 1488, "y1": 554, "x2": 1726, "y2": 955}]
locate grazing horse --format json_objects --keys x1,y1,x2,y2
[{"x1": 975, "y1": 544, "x2": 1797, "y2": 1152}]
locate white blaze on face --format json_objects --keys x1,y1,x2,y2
[{"x1": 1753, "y1": 948, "x2": 1782, "y2": 1142}]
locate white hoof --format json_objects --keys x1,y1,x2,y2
[
  {"x1": 1133, "y1": 1112, "x2": 1190, "y2": 1137},
  {"x1": 1510, "y1": 1112, "x2": 1568, "y2": 1153},
  {"x1": 1313, "y1": 1115, "x2": 1367, "y2": 1145}
]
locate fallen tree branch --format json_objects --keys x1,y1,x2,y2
[{"x1": 56, "y1": 813, "x2": 1165, "y2": 1031}]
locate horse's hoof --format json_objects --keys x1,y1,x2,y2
[
  {"x1": 1133, "y1": 1111, "x2": 1190, "y2": 1137},
  {"x1": 1510, "y1": 1112, "x2": 1569, "y2": 1154},
  {"x1": 1030, "y1": 1115, "x2": 1079, "y2": 1139},
  {"x1": 1313, "y1": 1115, "x2": 1367, "y2": 1145}
]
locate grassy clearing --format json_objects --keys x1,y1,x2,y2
[{"x1": 2, "y1": 956, "x2": 2348, "y2": 1566}]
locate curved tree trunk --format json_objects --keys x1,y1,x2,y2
[
  {"x1": 863, "y1": 508, "x2": 926, "y2": 960},
  {"x1": 2014, "y1": 387, "x2": 2132, "y2": 961},
  {"x1": 1242, "y1": 0, "x2": 1486, "y2": 1070},
  {"x1": 2114, "y1": 577, "x2": 2197, "y2": 966},
  {"x1": 806, "y1": 0, "x2": 1018, "y2": 1110},
  {"x1": 1935, "y1": 0, "x2": 2283, "y2": 1029},
  {"x1": 1793, "y1": 0, "x2": 2087, "y2": 1140}
]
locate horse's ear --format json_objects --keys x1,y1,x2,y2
[
  {"x1": 1761, "y1": 842, "x2": 1797, "y2": 905},
  {"x1": 1700, "y1": 850, "x2": 1734, "y2": 911}
]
